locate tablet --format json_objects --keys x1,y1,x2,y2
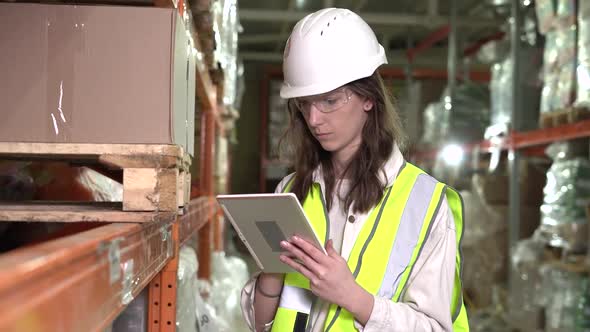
[{"x1": 216, "y1": 193, "x2": 327, "y2": 273}]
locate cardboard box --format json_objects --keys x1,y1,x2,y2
[
  {"x1": 0, "y1": 3, "x2": 195, "y2": 155},
  {"x1": 472, "y1": 161, "x2": 547, "y2": 206}
]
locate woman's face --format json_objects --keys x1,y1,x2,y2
[{"x1": 295, "y1": 87, "x2": 373, "y2": 158}]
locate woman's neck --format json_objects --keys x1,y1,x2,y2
[{"x1": 332, "y1": 150, "x2": 356, "y2": 178}]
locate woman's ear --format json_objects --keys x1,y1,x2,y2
[{"x1": 363, "y1": 98, "x2": 374, "y2": 112}]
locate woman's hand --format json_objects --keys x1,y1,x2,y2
[{"x1": 279, "y1": 237, "x2": 374, "y2": 324}]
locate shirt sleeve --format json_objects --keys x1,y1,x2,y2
[
  {"x1": 359, "y1": 196, "x2": 457, "y2": 332},
  {"x1": 239, "y1": 173, "x2": 296, "y2": 331},
  {"x1": 240, "y1": 272, "x2": 274, "y2": 332}
]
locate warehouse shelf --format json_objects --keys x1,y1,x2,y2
[
  {"x1": 0, "y1": 220, "x2": 173, "y2": 332},
  {"x1": 0, "y1": 1, "x2": 224, "y2": 330},
  {"x1": 0, "y1": 195, "x2": 218, "y2": 332},
  {"x1": 412, "y1": 119, "x2": 590, "y2": 162}
]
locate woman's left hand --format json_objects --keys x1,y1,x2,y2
[{"x1": 279, "y1": 237, "x2": 362, "y2": 309}]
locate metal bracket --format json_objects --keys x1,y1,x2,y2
[
  {"x1": 97, "y1": 238, "x2": 123, "y2": 285},
  {"x1": 121, "y1": 259, "x2": 135, "y2": 305}
]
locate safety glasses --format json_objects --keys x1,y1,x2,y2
[{"x1": 293, "y1": 88, "x2": 353, "y2": 116}]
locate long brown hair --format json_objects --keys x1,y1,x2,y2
[{"x1": 279, "y1": 70, "x2": 407, "y2": 214}]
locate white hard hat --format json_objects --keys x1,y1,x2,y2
[{"x1": 280, "y1": 8, "x2": 387, "y2": 99}]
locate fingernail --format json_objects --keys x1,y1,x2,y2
[
  {"x1": 292, "y1": 236, "x2": 300, "y2": 241},
  {"x1": 280, "y1": 241, "x2": 289, "y2": 247}
]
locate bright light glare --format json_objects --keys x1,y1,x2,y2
[{"x1": 440, "y1": 144, "x2": 464, "y2": 166}]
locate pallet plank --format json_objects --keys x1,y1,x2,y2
[
  {"x1": 0, "y1": 143, "x2": 191, "y2": 213},
  {"x1": 0, "y1": 142, "x2": 181, "y2": 157},
  {"x1": 123, "y1": 168, "x2": 178, "y2": 212},
  {"x1": 0, "y1": 202, "x2": 176, "y2": 223},
  {"x1": 99, "y1": 154, "x2": 180, "y2": 169},
  {"x1": 539, "y1": 107, "x2": 590, "y2": 129}
]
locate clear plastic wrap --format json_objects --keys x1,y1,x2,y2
[
  {"x1": 535, "y1": 0, "x2": 556, "y2": 34},
  {"x1": 557, "y1": 0, "x2": 577, "y2": 25},
  {"x1": 420, "y1": 102, "x2": 443, "y2": 145},
  {"x1": 507, "y1": 236, "x2": 546, "y2": 332},
  {"x1": 489, "y1": 42, "x2": 541, "y2": 128},
  {"x1": 209, "y1": 251, "x2": 250, "y2": 332},
  {"x1": 541, "y1": 158, "x2": 590, "y2": 226},
  {"x1": 461, "y1": 189, "x2": 509, "y2": 309},
  {"x1": 476, "y1": 39, "x2": 510, "y2": 65},
  {"x1": 440, "y1": 82, "x2": 490, "y2": 143},
  {"x1": 541, "y1": 2, "x2": 577, "y2": 112},
  {"x1": 176, "y1": 246, "x2": 199, "y2": 332},
  {"x1": 555, "y1": 23, "x2": 578, "y2": 109},
  {"x1": 576, "y1": 1, "x2": 590, "y2": 107},
  {"x1": 541, "y1": 72, "x2": 560, "y2": 114},
  {"x1": 490, "y1": 57, "x2": 513, "y2": 125},
  {"x1": 212, "y1": 0, "x2": 240, "y2": 109},
  {"x1": 542, "y1": 265, "x2": 586, "y2": 332},
  {"x1": 196, "y1": 279, "x2": 227, "y2": 332},
  {"x1": 540, "y1": 142, "x2": 590, "y2": 251}
]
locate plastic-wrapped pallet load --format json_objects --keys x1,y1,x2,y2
[
  {"x1": 443, "y1": 82, "x2": 490, "y2": 143},
  {"x1": 419, "y1": 101, "x2": 443, "y2": 145},
  {"x1": 209, "y1": 251, "x2": 250, "y2": 332},
  {"x1": 508, "y1": 236, "x2": 546, "y2": 332},
  {"x1": 541, "y1": 31, "x2": 561, "y2": 114},
  {"x1": 539, "y1": 142, "x2": 590, "y2": 252},
  {"x1": 540, "y1": 265, "x2": 587, "y2": 332},
  {"x1": 576, "y1": 0, "x2": 590, "y2": 107},
  {"x1": 535, "y1": 0, "x2": 556, "y2": 35},
  {"x1": 177, "y1": 246, "x2": 200, "y2": 332},
  {"x1": 483, "y1": 8, "x2": 541, "y2": 131},
  {"x1": 461, "y1": 189, "x2": 509, "y2": 309},
  {"x1": 212, "y1": 0, "x2": 241, "y2": 112},
  {"x1": 490, "y1": 56, "x2": 513, "y2": 125},
  {"x1": 488, "y1": 44, "x2": 542, "y2": 129},
  {"x1": 176, "y1": 245, "x2": 230, "y2": 332},
  {"x1": 539, "y1": 0, "x2": 578, "y2": 114},
  {"x1": 425, "y1": 82, "x2": 489, "y2": 146}
]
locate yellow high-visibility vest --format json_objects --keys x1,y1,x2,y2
[{"x1": 271, "y1": 162, "x2": 469, "y2": 332}]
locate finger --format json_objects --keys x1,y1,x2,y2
[
  {"x1": 325, "y1": 239, "x2": 338, "y2": 257},
  {"x1": 279, "y1": 254, "x2": 316, "y2": 280},
  {"x1": 290, "y1": 236, "x2": 329, "y2": 263},
  {"x1": 280, "y1": 250, "x2": 297, "y2": 258},
  {"x1": 281, "y1": 240, "x2": 323, "y2": 273}
]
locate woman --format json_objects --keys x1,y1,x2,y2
[{"x1": 241, "y1": 8, "x2": 469, "y2": 332}]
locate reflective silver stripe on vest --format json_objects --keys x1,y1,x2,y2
[
  {"x1": 377, "y1": 173, "x2": 438, "y2": 300},
  {"x1": 279, "y1": 285, "x2": 314, "y2": 314}
]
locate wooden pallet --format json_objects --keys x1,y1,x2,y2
[
  {"x1": 539, "y1": 106, "x2": 590, "y2": 128},
  {"x1": 0, "y1": 143, "x2": 192, "y2": 222},
  {"x1": 0, "y1": 202, "x2": 177, "y2": 223}
]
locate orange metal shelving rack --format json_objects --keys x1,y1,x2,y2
[{"x1": 0, "y1": 0, "x2": 226, "y2": 330}]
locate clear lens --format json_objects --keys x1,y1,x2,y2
[{"x1": 295, "y1": 89, "x2": 351, "y2": 115}]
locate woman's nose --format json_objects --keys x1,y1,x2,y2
[{"x1": 307, "y1": 104, "x2": 323, "y2": 126}]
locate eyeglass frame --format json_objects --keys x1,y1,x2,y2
[{"x1": 292, "y1": 87, "x2": 353, "y2": 116}]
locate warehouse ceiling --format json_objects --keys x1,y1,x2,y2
[{"x1": 238, "y1": 0, "x2": 511, "y2": 67}]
